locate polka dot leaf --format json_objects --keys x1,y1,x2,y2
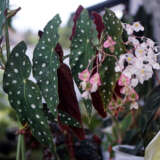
[
  {"x1": 70, "y1": 9, "x2": 97, "y2": 116},
  {"x1": 99, "y1": 9, "x2": 126, "y2": 109},
  {"x1": 0, "y1": 0, "x2": 9, "y2": 37},
  {"x1": 58, "y1": 110, "x2": 81, "y2": 128},
  {"x1": 33, "y1": 14, "x2": 61, "y2": 119},
  {"x1": 70, "y1": 9, "x2": 97, "y2": 89},
  {"x1": 103, "y1": 8, "x2": 123, "y2": 37},
  {"x1": 3, "y1": 41, "x2": 55, "y2": 151}
]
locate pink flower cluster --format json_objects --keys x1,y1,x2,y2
[
  {"x1": 103, "y1": 36, "x2": 116, "y2": 53},
  {"x1": 118, "y1": 74, "x2": 139, "y2": 110},
  {"x1": 78, "y1": 69, "x2": 101, "y2": 99}
]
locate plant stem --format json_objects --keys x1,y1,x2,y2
[
  {"x1": 21, "y1": 135, "x2": 26, "y2": 160},
  {"x1": 16, "y1": 134, "x2": 21, "y2": 160},
  {"x1": 107, "y1": 108, "x2": 122, "y2": 142},
  {"x1": 5, "y1": 19, "x2": 10, "y2": 59}
]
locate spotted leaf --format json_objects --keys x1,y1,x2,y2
[
  {"x1": 0, "y1": 0, "x2": 9, "y2": 37},
  {"x1": 99, "y1": 9, "x2": 126, "y2": 108},
  {"x1": 70, "y1": 8, "x2": 98, "y2": 117},
  {"x1": 33, "y1": 14, "x2": 61, "y2": 119},
  {"x1": 58, "y1": 110, "x2": 81, "y2": 128},
  {"x1": 3, "y1": 41, "x2": 55, "y2": 150},
  {"x1": 70, "y1": 9, "x2": 97, "y2": 88}
]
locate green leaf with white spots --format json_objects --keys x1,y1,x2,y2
[
  {"x1": 99, "y1": 9, "x2": 126, "y2": 108},
  {"x1": 33, "y1": 14, "x2": 61, "y2": 119},
  {"x1": 83, "y1": 99, "x2": 92, "y2": 118},
  {"x1": 0, "y1": 0, "x2": 9, "y2": 37},
  {"x1": 103, "y1": 8, "x2": 123, "y2": 37},
  {"x1": 3, "y1": 41, "x2": 55, "y2": 150},
  {"x1": 59, "y1": 110, "x2": 81, "y2": 128},
  {"x1": 70, "y1": 9, "x2": 97, "y2": 116},
  {"x1": 70, "y1": 9, "x2": 97, "y2": 89}
]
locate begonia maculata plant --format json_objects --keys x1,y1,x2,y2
[{"x1": 0, "y1": 0, "x2": 160, "y2": 159}]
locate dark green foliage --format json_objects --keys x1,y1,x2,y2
[
  {"x1": 99, "y1": 9, "x2": 126, "y2": 108},
  {"x1": 141, "y1": 86, "x2": 160, "y2": 147},
  {"x1": 0, "y1": 0, "x2": 9, "y2": 37},
  {"x1": 3, "y1": 42, "x2": 54, "y2": 150},
  {"x1": 70, "y1": 9, "x2": 97, "y2": 88},
  {"x1": 58, "y1": 111, "x2": 81, "y2": 128},
  {"x1": 33, "y1": 14, "x2": 61, "y2": 119},
  {"x1": 70, "y1": 9, "x2": 98, "y2": 116}
]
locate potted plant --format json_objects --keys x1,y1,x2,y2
[{"x1": 0, "y1": 0, "x2": 160, "y2": 159}]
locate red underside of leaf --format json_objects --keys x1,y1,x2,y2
[
  {"x1": 92, "y1": 11, "x2": 105, "y2": 40},
  {"x1": 91, "y1": 91, "x2": 107, "y2": 118},
  {"x1": 91, "y1": 56, "x2": 107, "y2": 118},
  {"x1": 57, "y1": 63, "x2": 85, "y2": 140},
  {"x1": 55, "y1": 43, "x2": 63, "y2": 63},
  {"x1": 70, "y1": 5, "x2": 84, "y2": 40},
  {"x1": 38, "y1": 30, "x2": 43, "y2": 39}
]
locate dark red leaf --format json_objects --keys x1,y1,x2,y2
[
  {"x1": 57, "y1": 63, "x2": 85, "y2": 140},
  {"x1": 91, "y1": 91, "x2": 107, "y2": 118},
  {"x1": 38, "y1": 30, "x2": 43, "y2": 39},
  {"x1": 92, "y1": 11, "x2": 105, "y2": 39},
  {"x1": 70, "y1": 5, "x2": 84, "y2": 40},
  {"x1": 90, "y1": 55, "x2": 107, "y2": 118},
  {"x1": 55, "y1": 43, "x2": 63, "y2": 63}
]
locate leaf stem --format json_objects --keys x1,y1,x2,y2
[
  {"x1": 5, "y1": 19, "x2": 10, "y2": 59},
  {"x1": 21, "y1": 135, "x2": 26, "y2": 160},
  {"x1": 16, "y1": 134, "x2": 21, "y2": 160}
]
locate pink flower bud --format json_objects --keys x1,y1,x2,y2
[
  {"x1": 78, "y1": 69, "x2": 90, "y2": 82},
  {"x1": 89, "y1": 73, "x2": 101, "y2": 86},
  {"x1": 103, "y1": 36, "x2": 116, "y2": 48},
  {"x1": 118, "y1": 74, "x2": 130, "y2": 86}
]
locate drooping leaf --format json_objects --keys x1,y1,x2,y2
[
  {"x1": 0, "y1": 0, "x2": 9, "y2": 37},
  {"x1": 91, "y1": 90, "x2": 107, "y2": 118},
  {"x1": 70, "y1": 8, "x2": 98, "y2": 117},
  {"x1": 99, "y1": 9, "x2": 126, "y2": 108},
  {"x1": 57, "y1": 63, "x2": 85, "y2": 140},
  {"x1": 90, "y1": 56, "x2": 107, "y2": 118},
  {"x1": 70, "y1": 9, "x2": 97, "y2": 86},
  {"x1": 142, "y1": 85, "x2": 160, "y2": 146},
  {"x1": 70, "y1": 5, "x2": 84, "y2": 40},
  {"x1": 3, "y1": 41, "x2": 54, "y2": 150},
  {"x1": 33, "y1": 14, "x2": 61, "y2": 119}
]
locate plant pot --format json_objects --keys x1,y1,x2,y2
[{"x1": 113, "y1": 145, "x2": 144, "y2": 160}]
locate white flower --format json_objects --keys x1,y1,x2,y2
[
  {"x1": 130, "y1": 102, "x2": 139, "y2": 110},
  {"x1": 80, "y1": 81, "x2": 87, "y2": 90},
  {"x1": 125, "y1": 24, "x2": 134, "y2": 35},
  {"x1": 115, "y1": 65, "x2": 121, "y2": 72},
  {"x1": 125, "y1": 53, "x2": 136, "y2": 65},
  {"x1": 128, "y1": 36, "x2": 139, "y2": 47},
  {"x1": 152, "y1": 63, "x2": 160, "y2": 70},
  {"x1": 136, "y1": 65, "x2": 153, "y2": 84},
  {"x1": 90, "y1": 83, "x2": 98, "y2": 93},
  {"x1": 135, "y1": 46, "x2": 146, "y2": 58},
  {"x1": 81, "y1": 91, "x2": 91, "y2": 100},
  {"x1": 131, "y1": 78, "x2": 139, "y2": 87},
  {"x1": 115, "y1": 54, "x2": 126, "y2": 72},
  {"x1": 132, "y1": 22, "x2": 144, "y2": 32},
  {"x1": 146, "y1": 38, "x2": 155, "y2": 48}
]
